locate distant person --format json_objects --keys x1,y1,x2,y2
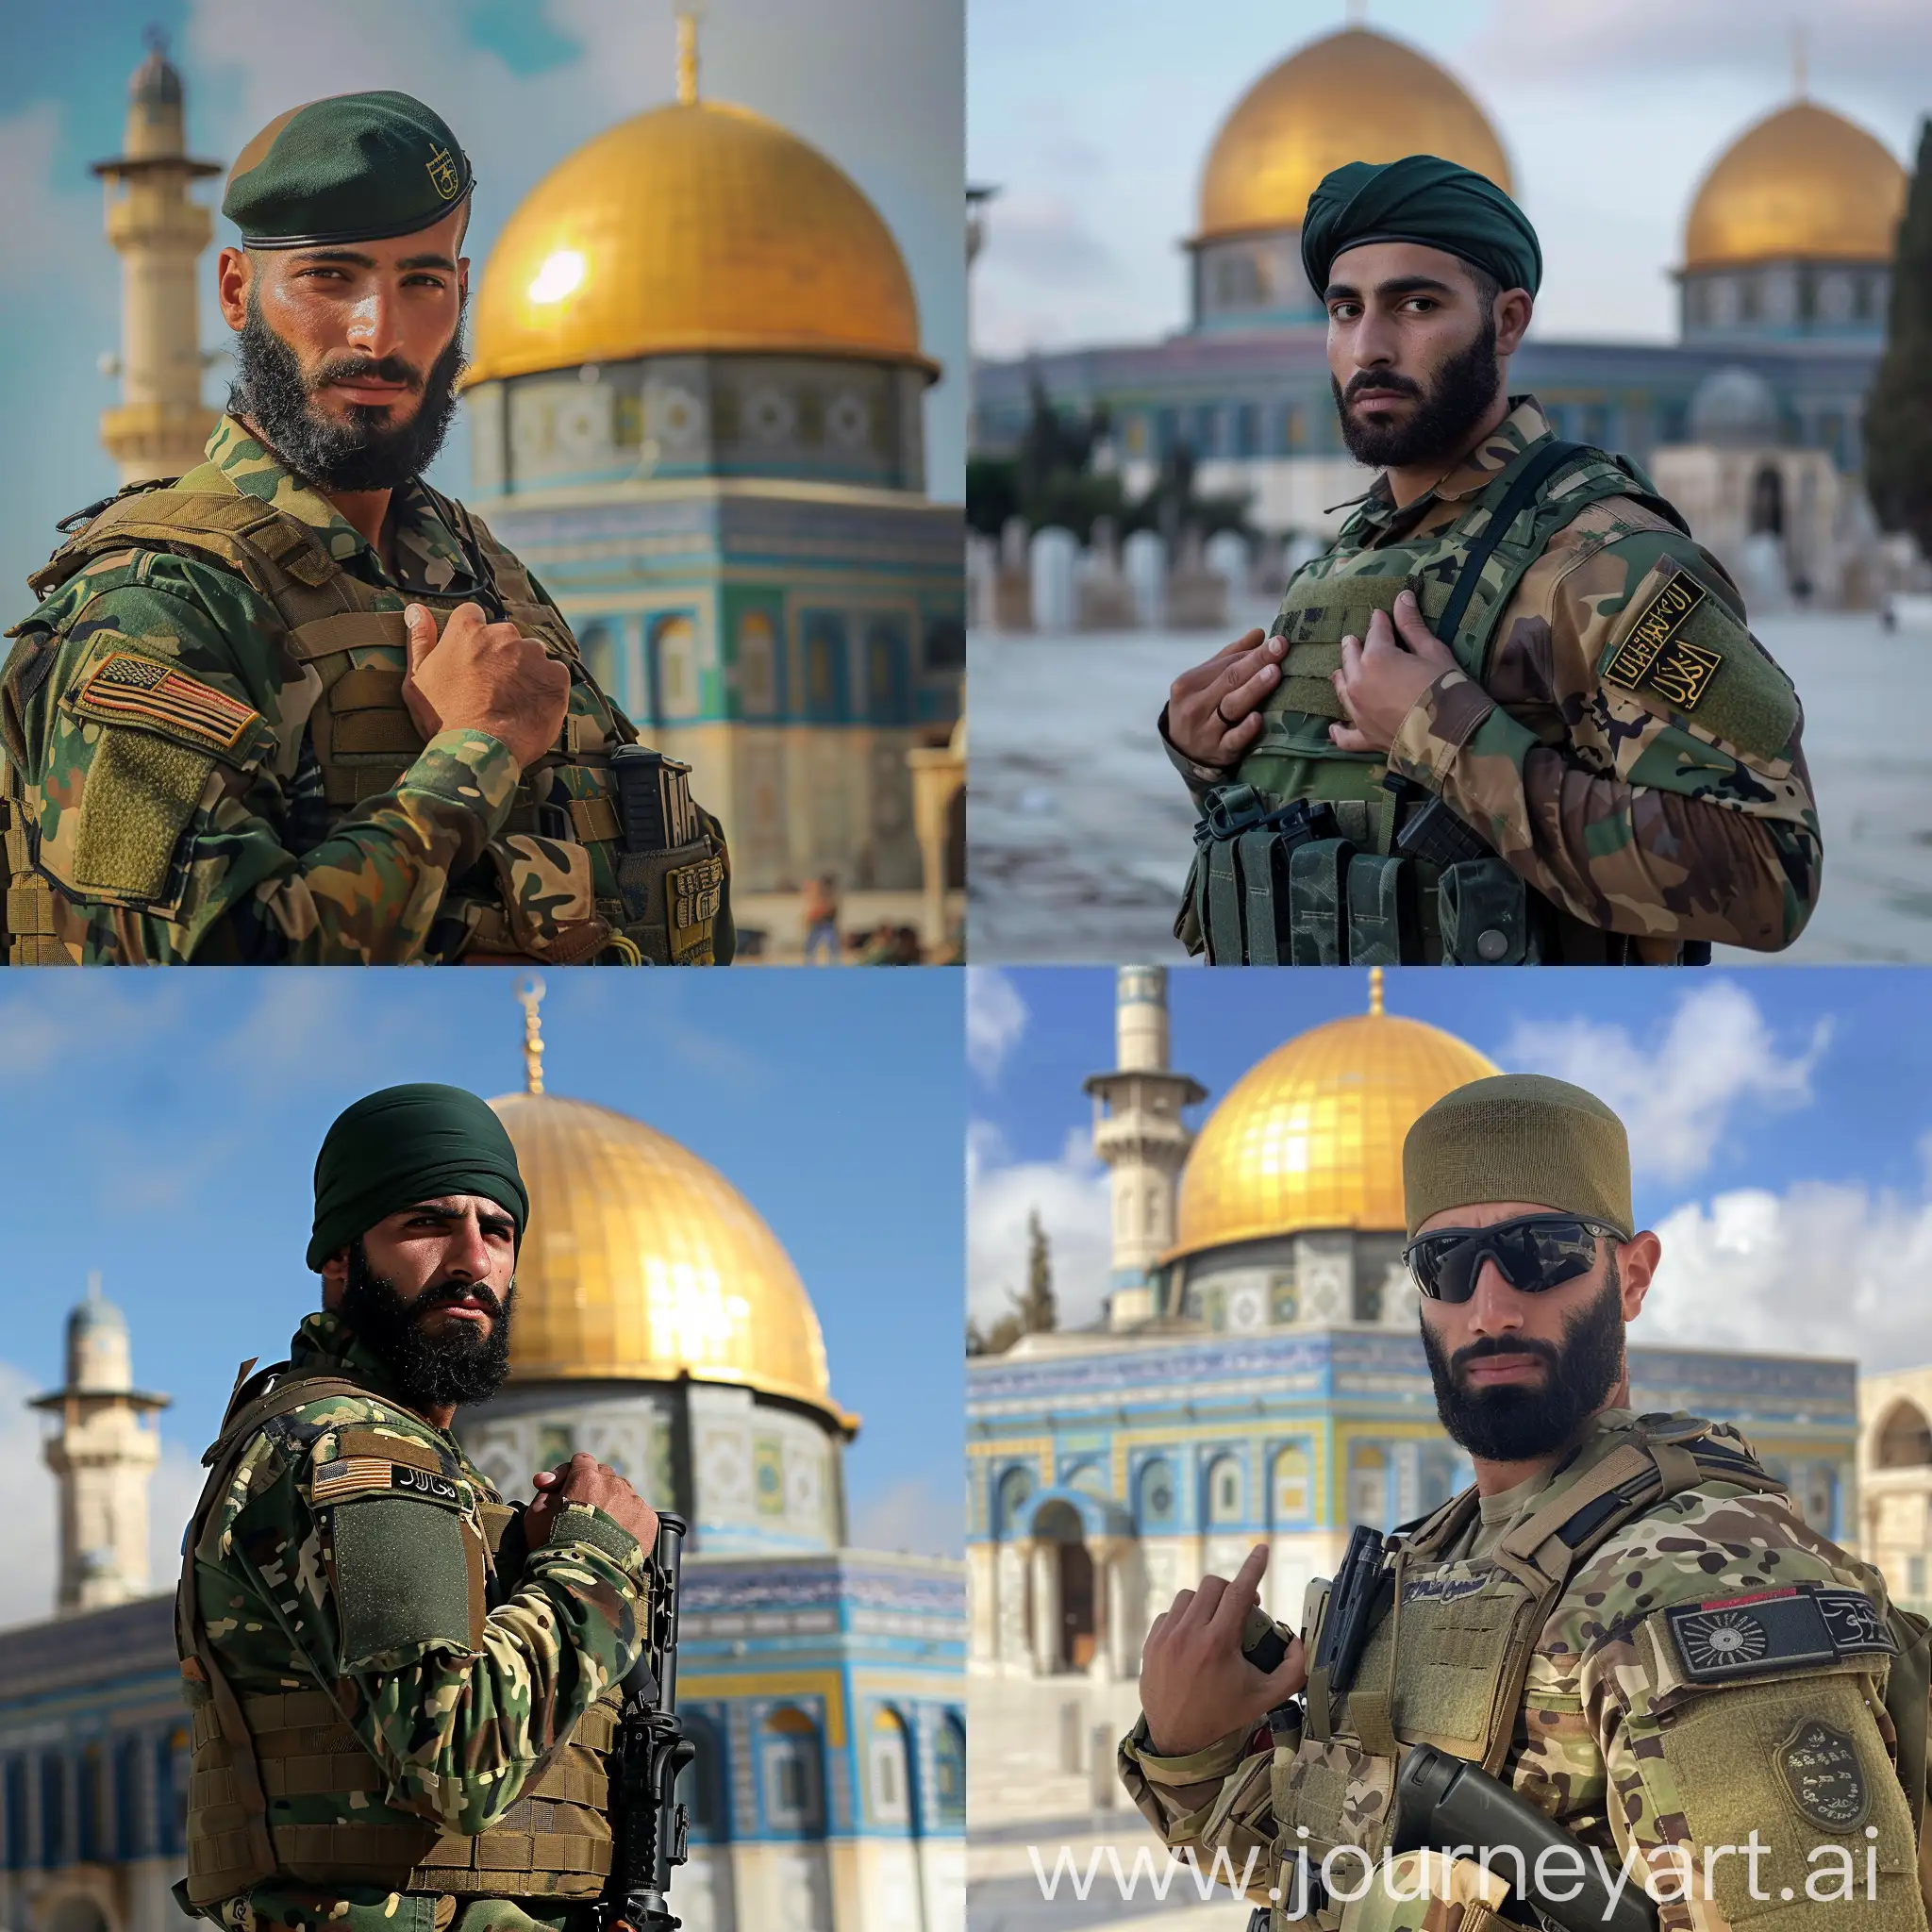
[
  {"x1": 1161, "y1": 156, "x2": 1817, "y2": 966},
  {"x1": 802, "y1": 872, "x2": 841, "y2": 963},
  {"x1": 1, "y1": 92, "x2": 729, "y2": 965}
]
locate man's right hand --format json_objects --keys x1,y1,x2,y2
[
  {"x1": 403, "y1": 600, "x2": 573, "y2": 770},
  {"x1": 525, "y1": 1452, "x2": 659, "y2": 1557},
  {"x1": 1141, "y1": 1542, "x2": 1307, "y2": 1758},
  {"x1": 1166, "y1": 628, "x2": 1286, "y2": 767}
]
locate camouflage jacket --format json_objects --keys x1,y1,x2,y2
[
  {"x1": 186, "y1": 1310, "x2": 647, "y2": 1932},
  {"x1": 1162, "y1": 398, "x2": 1821, "y2": 952},
  {"x1": 1120, "y1": 1409, "x2": 1922, "y2": 1932},
  {"x1": 2, "y1": 416, "x2": 730, "y2": 964}
]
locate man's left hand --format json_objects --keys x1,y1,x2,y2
[{"x1": 1329, "y1": 588, "x2": 1459, "y2": 754}]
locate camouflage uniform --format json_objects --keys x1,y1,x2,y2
[
  {"x1": 1165, "y1": 399, "x2": 1820, "y2": 961},
  {"x1": 0, "y1": 416, "x2": 731, "y2": 964},
  {"x1": 1120, "y1": 1409, "x2": 1924, "y2": 1932},
  {"x1": 178, "y1": 1309, "x2": 647, "y2": 1932}
]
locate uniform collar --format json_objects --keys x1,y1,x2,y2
[
  {"x1": 203, "y1": 413, "x2": 488, "y2": 601},
  {"x1": 1346, "y1": 394, "x2": 1556, "y2": 541},
  {"x1": 289, "y1": 1307, "x2": 433, "y2": 1423}
]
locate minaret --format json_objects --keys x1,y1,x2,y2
[
  {"x1": 31, "y1": 1275, "x2": 171, "y2": 1611},
  {"x1": 1083, "y1": 967, "x2": 1207, "y2": 1330},
  {"x1": 93, "y1": 29, "x2": 222, "y2": 486}
]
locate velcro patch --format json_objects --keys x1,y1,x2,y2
[
  {"x1": 669, "y1": 853, "x2": 724, "y2": 932},
  {"x1": 1776, "y1": 1719, "x2": 1871, "y2": 1831},
  {"x1": 1601, "y1": 567, "x2": 1721, "y2": 711},
  {"x1": 312, "y1": 1456, "x2": 469, "y2": 1510},
  {"x1": 73, "y1": 652, "x2": 259, "y2": 753},
  {"x1": 1664, "y1": 1584, "x2": 1895, "y2": 1683}
]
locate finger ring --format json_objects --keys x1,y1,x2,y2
[{"x1": 1214, "y1": 700, "x2": 1236, "y2": 728}]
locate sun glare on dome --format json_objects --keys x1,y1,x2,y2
[{"x1": 528, "y1": 248, "x2": 585, "y2": 305}]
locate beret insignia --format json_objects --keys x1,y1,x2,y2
[
  {"x1": 73, "y1": 652, "x2": 259, "y2": 754},
  {"x1": 425, "y1": 144, "x2": 461, "y2": 202}
]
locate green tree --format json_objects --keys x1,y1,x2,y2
[
  {"x1": 965, "y1": 1208, "x2": 1058, "y2": 1357},
  {"x1": 1865, "y1": 119, "x2": 1932, "y2": 555}
]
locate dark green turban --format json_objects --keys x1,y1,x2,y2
[
  {"x1": 308, "y1": 1083, "x2": 527, "y2": 1271},
  {"x1": 1301, "y1": 154, "x2": 1541, "y2": 299},
  {"x1": 1402, "y1": 1074, "x2": 1632, "y2": 1241},
  {"x1": 224, "y1": 92, "x2": 473, "y2": 249}
]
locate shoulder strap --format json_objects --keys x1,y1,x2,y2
[{"x1": 1437, "y1": 438, "x2": 1590, "y2": 647}]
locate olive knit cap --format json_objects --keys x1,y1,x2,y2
[
  {"x1": 308, "y1": 1083, "x2": 527, "y2": 1271},
  {"x1": 1402, "y1": 1073, "x2": 1632, "y2": 1241}
]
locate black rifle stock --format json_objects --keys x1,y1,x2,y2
[{"x1": 602, "y1": 1511, "x2": 695, "y2": 1932}]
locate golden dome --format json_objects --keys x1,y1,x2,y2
[
  {"x1": 1197, "y1": 26, "x2": 1512, "y2": 242},
  {"x1": 1683, "y1": 100, "x2": 1906, "y2": 271},
  {"x1": 465, "y1": 99, "x2": 932, "y2": 386},
  {"x1": 490, "y1": 1088, "x2": 856, "y2": 1436},
  {"x1": 1170, "y1": 989, "x2": 1498, "y2": 1258}
]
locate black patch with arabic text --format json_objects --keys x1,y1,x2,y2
[
  {"x1": 1601, "y1": 566, "x2": 1723, "y2": 712},
  {"x1": 1664, "y1": 1583, "x2": 1896, "y2": 1684}
]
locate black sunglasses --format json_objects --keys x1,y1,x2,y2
[{"x1": 1404, "y1": 1214, "x2": 1626, "y2": 1304}]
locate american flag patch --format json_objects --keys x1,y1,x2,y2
[
  {"x1": 310, "y1": 1456, "x2": 397, "y2": 1506},
  {"x1": 75, "y1": 652, "x2": 259, "y2": 753}
]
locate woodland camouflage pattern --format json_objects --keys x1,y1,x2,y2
[
  {"x1": 2, "y1": 416, "x2": 721, "y2": 963},
  {"x1": 1164, "y1": 398, "x2": 1820, "y2": 952},
  {"x1": 191, "y1": 1310, "x2": 646, "y2": 1932},
  {"x1": 1121, "y1": 1409, "x2": 1923, "y2": 1932}
]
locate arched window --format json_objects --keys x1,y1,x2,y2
[
  {"x1": 761, "y1": 1707, "x2": 824, "y2": 1834},
  {"x1": 1137, "y1": 1457, "x2": 1176, "y2": 1529},
  {"x1": 801, "y1": 612, "x2": 847, "y2": 721},
  {"x1": 4, "y1": 1757, "x2": 26, "y2": 1872},
  {"x1": 932, "y1": 1713, "x2": 966, "y2": 1827},
  {"x1": 864, "y1": 617, "x2": 911, "y2": 724},
  {"x1": 1877, "y1": 1403, "x2": 1932, "y2": 1469},
  {"x1": 577, "y1": 620, "x2": 620, "y2": 705},
  {"x1": 738, "y1": 609, "x2": 780, "y2": 718},
  {"x1": 680, "y1": 1710, "x2": 730, "y2": 1843},
  {"x1": 1205, "y1": 1455, "x2": 1242, "y2": 1526},
  {"x1": 1347, "y1": 1445, "x2": 1390, "y2": 1530},
  {"x1": 994, "y1": 1465, "x2": 1034, "y2": 1539},
  {"x1": 649, "y1": 614, "x2": 701, "y2": 721},
  {"x1": 1271, "y1": 1445, "x2": 1310, "y2": 1526},
  {"x1": 866, "y1": 1707, "x2": 912, "y2": 1827}
]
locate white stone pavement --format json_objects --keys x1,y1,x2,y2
[{"x1": 967, "y1": 612, "x2": 1932, "y2": 964}]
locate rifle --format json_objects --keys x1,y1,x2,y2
[{"x1": 601, "y1": 1511, "x2": 696, "y2": 1932}]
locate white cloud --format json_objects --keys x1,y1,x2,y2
[
  {"x1": 1645, "y1": 1180, "x2": 1932, "y2": 1373},
  {"x1": 967, "y1": 1122, "x2": 1112, "y2": 1330},
  {"x1": 850, "y1": 1473, "x2": 963, "y2": 1558},
  {"x1": 1502, "y1": 979, "x2": 1827, "y2": 1189},
  {"x1": 966, "y1": 966, "x2": 1029, "y2": 1084}
]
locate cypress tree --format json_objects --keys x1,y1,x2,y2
[{"x1": 1865, "y1": 119, "x2": 1932, "y2": 556}]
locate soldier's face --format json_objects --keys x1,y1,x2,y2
[
  {"x1": 343, "y1": 1193, "x2": 519, "y2": 1343},
  {"x1": 217, "y1": 206, "x2": 470, "y2": 435},
  {"x1": 1323, "y1": 242, "x2": 1531, "y2": 469},
  {"x1": 1415, "y1": 1198, "x2": 1661, "y2": 1461}
]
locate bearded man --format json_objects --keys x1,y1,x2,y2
[
  {"x1": 1120, "y1": 1074, "x2": 1923, "y2": 1932},
  {"x1": 1163, "y1": 156, "x2": 1819, "y2": 965},
  {"x1": 174, "y1": 1081, "x2": 661, "y2": 1932},
  {"x1": 1, "y1": 91, "x2": 730, "y2": 964}
]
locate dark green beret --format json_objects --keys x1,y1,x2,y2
[
  {"x1": 224, "y1": 91, "x2": 473, "y2": 249},
  {"x1": 1301, "y1": 154, "x2": 1541, "y2": 299},
  {"x1": 308, "y1": 1082, "x2": 527, "y2": 1272}
]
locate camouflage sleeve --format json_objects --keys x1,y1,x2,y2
[
  {"x1": 1563, "y1": 1487, "x2": 1924, "y2": 1932},
  {"x1": 4, "y1": 556, "x2": 517, "y2": 963},
  {"x1": 1156, "y1": 702, "x2": 1240, "y2": 812},
  {"x1": 1117, "y1": 1714, "x2": 1283, "y2": 1903},
  {"x1": 207, "y1": 1426, "x2": 646, "y2": 1835},
  {"x1": 1385, "y1": 519, "x2": 1821, "y2": 952}
]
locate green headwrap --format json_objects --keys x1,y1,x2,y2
[
  {"x1": 1402, "y1": 1074, "x2": 1632, "y2": 1241},
  {"x1": 308, "y1": 1083, "x2": 528, "y2": 1271},
  {"x1": 1301, "y1": 154, "x2": 1542, "y2": 298}
]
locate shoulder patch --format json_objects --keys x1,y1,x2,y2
[
  {"x1": 311, "y1": 1456, "x2": 470, "y2": 1509},
  {"x1": 1776, "y1": 1718, "x2": 1871, "y2": 1830},
  {"x1": 1664, "y1": 1584, "x2": 1895, "y2": 1684},
  {"x1": 1601, "y1": 566, "x2": 1718, "y2": 710},
  {"x1": 70, "y1": 651, "x2": 260, "y2": 755}
]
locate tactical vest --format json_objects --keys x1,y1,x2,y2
[
  {"x1": 176, "y1": 1361, "x2": 623, "y2": 1909},
  {"x1": 1182, "y1": 439, "x2": 1701, "y2": 967},
  {"x1": 1264, "y1": 1420, "x2": 1932, "y2": 1932},
  {"x1": 5, "y1": 470, "x2": 724, "y2": 965}
]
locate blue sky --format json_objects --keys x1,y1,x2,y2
[
  {"x1": 969, "y1": 0, "x2": 1929, "y2": 358},
  {"x1": 0, "y1": 969, "x2": 964, "y2": 1628},
  {"x1": 0, "y1": 0, "x2": 964, "y2": 607},
  {"x1": 968, "y1": 966, "x2": 1932, "y2": 1374}
]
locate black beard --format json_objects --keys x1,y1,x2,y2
[
  {"x1": 1420, "y1": 1262, "x2": 1625, "y2": 1463},
  {"x1": 227, "y1": 295, "x2": 468, "y2": 493},
  {"x1": 341, "y1": 1240, "x2": 513, "y2": 1411},
  {"x1": 1331, "y1": 306, "x2": 1501, "y2": 471}
]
